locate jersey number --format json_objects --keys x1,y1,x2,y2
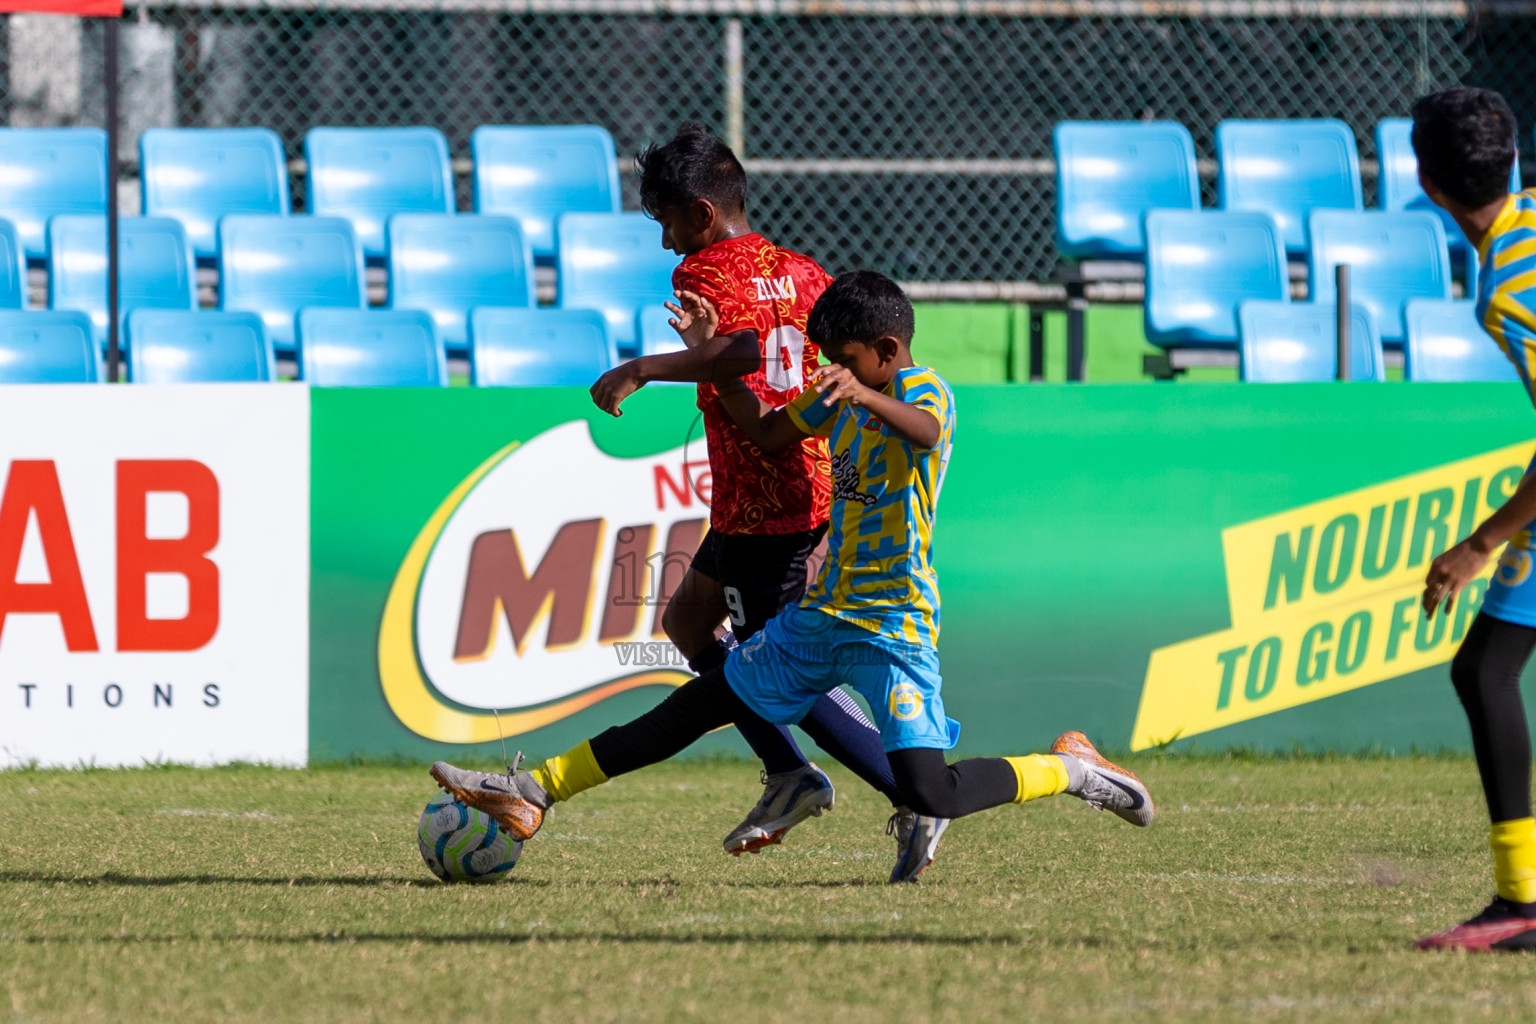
[
  {"x1": 763, "y1": 326, "x2": 805, "y2": 391},
  {"x1": 723, "y1": 586, "x2": 747, "y2": 628}
]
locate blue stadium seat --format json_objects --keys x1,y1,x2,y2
[
  {"x1": 139, "y1": 127, "x2": 290, "y2": 261},
  {"x1": 386, "y1": 213, "x2": 534, "y2": 356},
  {"x1": 471, "y1": 125, "x2": 622, "y2": 262},
  {"x1": 47, "y1": 216, "x2": 196, "y2": 348},
  {"x1": 304, "y1": 127, "x2": 454, "y2": 258},
  {"x1": 1403, "y1": 299, "x2": 1519, "y2": 383},
  {"x1": 126, "y1": 310, "x2": 275, "y2": 383},
  {"x1": 556, "y1": 212, "x2": 680, "y2": 355},
  {"x1": 636, "y1": 303, "x2": 687, "y2": 356},
  {"x1": 1374, "y1": 119, "x2": 1422, "y2": 214},
  {"x1": 219, "y1": 214, "x2": 365, "y2": 356},
  {"x1": 1143, "y1": 210, "x2": 1288, "y2": 348},
  {"x1": 1377, "y1": 118, "x2": 1521, "y2": 269},
  {"x1": 1216, "y1": 119, "x2": 1363, "y2": 255},
  {"x1": 297, "y1": 308, "x2": 446, "y2": 387},
  {"x1": 469, "y1": 307, "x2": 614, "y2": 387},
  {"x1": 0, "y1": 128, "x2": 107, "y2": 259},
  {"x1": 1238, "y1": 300, "x2": 1384, "y2": 382},
  {"x1": 0, "y1": 219, "x2": 26, "y2": 310},
  {"x1": 1053, "y1": 122, "x2": 1199, "y2": 260},
  {"x1": 1307, "y1": 210, "x2": 1451, "y2": 346},
  {"x1": 0, "y1": 310, "x2": 99, "y2": 382}
]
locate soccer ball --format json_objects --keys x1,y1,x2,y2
[{"x1": 417, "y1": 792, "x2": 523, "y2": 883}]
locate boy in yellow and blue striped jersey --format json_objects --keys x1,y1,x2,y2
[
  {"x1": 430, "y1": 272, "x2": 1155, "y2": 884},
  {"x1": 1413, "y1": 87, "x2": 1536, "y2": 951},
  {"x1": 1475, "y1": 191, "x2": 1536, "y2": 383},
  {"x1": 719, "y1": 277, "x2": 962, "y2": 754}
]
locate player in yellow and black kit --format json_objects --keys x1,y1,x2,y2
[
  {"x1": 429, "y1": 272, "x2": 1156, "y2": 883},
  {"x1": 1411, "y1": 88, "x2": 1536, "y2": 951}
]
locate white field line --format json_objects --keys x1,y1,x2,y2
[
  {"x1": 1174, "y1": 803, "x2": 1431, "y2": 813},
  {"x1": 1134, "y1": 870, "x2": 1358, "y2": 886},
  {"x1": 155, "y1": 808, "x2": 278, "y2": 820},
  {"x1": 1120, "y1": 992, "x2": 1526, "y2": 1015}
]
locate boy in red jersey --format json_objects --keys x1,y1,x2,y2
[{"x1": 586, "y1": 123, "x2": 944, "y2": 879}]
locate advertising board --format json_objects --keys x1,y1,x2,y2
[
  {"x1": 0, "y1": 384, "x2": 309, "y2": 767},
  {"x1": 310, "y1": 383, "x2": 1536, "y2": 761}
]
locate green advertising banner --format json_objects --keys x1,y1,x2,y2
[{"x1": 309, "y1": 382, "x2": 1536, "y2": 763}]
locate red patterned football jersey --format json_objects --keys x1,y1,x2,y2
[{"x1": 676, "y1": 233, "x2": 833, "y2": 535}]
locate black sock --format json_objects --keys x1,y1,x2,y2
[
  {"x1": 798, "y1": 689, "x2": 901, "y2": 805},
  {"x1": 684, "y1": 634, "x2": 803, "y2": 775},
  {"x1": 1451, "y1": 612, "x2": 1536, "y2": 823},
  {"x1": 589, "y1": 668, "x2": 752, "y2": 777},
  {"x1": 888, "y1": 747, "x2": 1021, "y2": 819}
]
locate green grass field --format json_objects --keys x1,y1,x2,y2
[{"x1": 4, "y1": 755, "x2": 1536, "y2": 1022}]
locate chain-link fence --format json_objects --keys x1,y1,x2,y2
[{"x1": 2, "y1": 2, "x2": 1533, "y2": 282}]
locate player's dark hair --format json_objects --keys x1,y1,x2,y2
[
  {"x1": 1411, "y1": 87, "x2": 1519, "y2": 209},
  {"x1": 807, "y1": 271, "x2": 915, "y2": 347},
  {"x1": 636, "y1": 122, "x2": 747, "y2": 218}
]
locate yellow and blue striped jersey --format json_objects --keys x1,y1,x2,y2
[
  {"x1": 1478, "y1": 190, "x2": 1536, "y2": 398},
  {"x1": 785, "y1": 366, "x2": 955, "y2": 647}
]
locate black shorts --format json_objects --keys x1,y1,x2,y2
[{"x1": 688, "y1": 523, "x2": 829, "y2": 641}]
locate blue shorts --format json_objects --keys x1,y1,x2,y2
[
  {"x1": 1484, "y1": 457, "x2": 1536, "y2": 627},
  {"x1": 723, "y1": 605, "x2": 961, "y2": 753}
]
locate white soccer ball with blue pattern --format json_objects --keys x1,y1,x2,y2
[{"x1": 417, "y1": 792, "x2": 522, "y2": 883}]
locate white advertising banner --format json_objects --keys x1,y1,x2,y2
[{"x1": 0, "y1": 384, "x2": 309, "y2": 767}]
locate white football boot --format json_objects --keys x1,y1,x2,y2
[
  {"x1": 430, "y1": 755, "x2": 553, "y2": 842},
  {"x1": 887, "y1": 807, "x2": 951, "y2": 883},
  {"x1": 723, "y1": 763, "x2": 835, "y2": 854},
  {"x1": 1050, "y1": 730, "x2": 1155, "y2": 827}
]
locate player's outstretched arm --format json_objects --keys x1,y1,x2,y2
[
  {"x1": 590, "y1": 328, "x2": 761, "y2": 417},
  {"x1": 714, "y1": 377, "x2": 810, "y2": 455},
  {"x1": 812, "y1": 365, "x2": 942, "y2": 450},
  {"x1": 1425, "y1": 469, "x2": 1536, "y2": 617}
]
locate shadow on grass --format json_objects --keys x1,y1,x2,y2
[
  {"x1": 7, "y1": 931, "x2": 1033, "y2": 947},
  {"x1": 0, "y1": 871, "x2": 484, "y2": 889},
  {"x1": 0, "y1": 872, "x2": 884, "y2": 890},
  {"x1": 714, "y1": 879, "x2": 883, "y2": 889}
]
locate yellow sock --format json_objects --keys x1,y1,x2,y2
[
  {"x1": 531, "y1": 740, "x2": 608, "y2": 804},
  {"x1": 1004, "y1": 754, "x2": 1070, "y2": 804},
  {"x1": 1492, "y1": 818, "x2": 1536, "y2": 904}
]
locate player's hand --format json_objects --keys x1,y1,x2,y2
[
  {"x1": 811, "y1": 364, "x2": 872, "y2": 408},
  {"x1": 1423, "y1": 536, "x2": 1494, "y2": 618},
  {"x1": 665, "y1": 290, "x2": 719, "y2": 349},
  {"x1": 590, "y1": 361, "x2": 644, "y2": 417}
]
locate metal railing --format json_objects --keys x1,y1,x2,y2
[{"x1": 2, "y1": 1, "x2": 1532, "y2": 284}]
